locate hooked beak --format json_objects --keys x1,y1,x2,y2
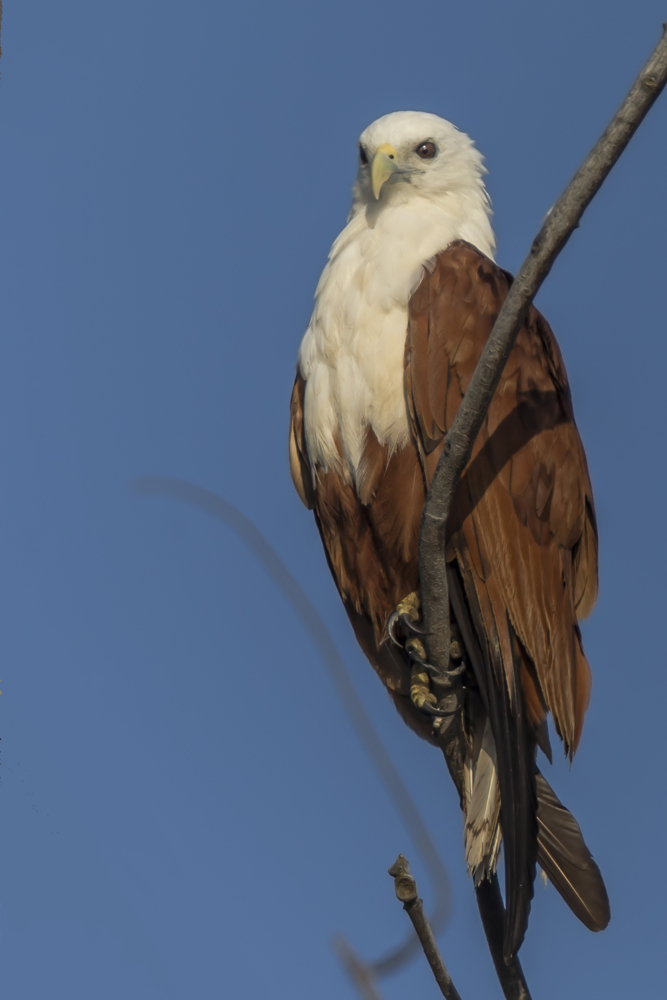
[{"x1": 371, "y1": 143, "x2": 400, "y2": 199}]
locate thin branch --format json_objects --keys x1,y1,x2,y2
[
  {"x1": 133, "y1": 476, "x2": 452, "y2": 982},
  {"x1": 420, "y1": 25, "x2": 667, "y2": 674},
  {"x1": 388, "y1": 855, "x2": 462, "y2": 1000},
  {"x1": 474, "y1": 877, "x2": 531, "y2": 1000}
]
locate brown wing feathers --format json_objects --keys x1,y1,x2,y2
[
  {"x1": 407, "y1": 243, "x2": 596, "y2": 753},
  {"x1": 406, "y1": 241, "x2": 604, "y2": 955}
]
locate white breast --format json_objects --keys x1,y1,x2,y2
[{"x1": 298, "y1": 195, "x2": 495, "y2": 485}]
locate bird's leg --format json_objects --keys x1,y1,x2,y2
[{"x1": 387, "y1": 591, "x2": 467, "y2": 718}]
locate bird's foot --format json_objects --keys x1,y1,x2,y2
[
  {"x1": 386, "y1": 591, "x2": 425, "y2": 647},
  {"x1": 386, "y1": 591, "x2": 466, "y2": 719}
]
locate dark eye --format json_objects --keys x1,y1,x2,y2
[
  {"x1": 415, "y1": 141, "x2": 436, "y2": 160},
  {"x1": 359, "y1": 145, "x2": 368, "y2": 165}
]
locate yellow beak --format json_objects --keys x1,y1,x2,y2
[{"x1": 371, "y1": 143, "x2": 399, "y2": 199}]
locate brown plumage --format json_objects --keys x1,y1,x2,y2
[{"x1": 290, "y1": 240, "x2": 609, "y2": 956}]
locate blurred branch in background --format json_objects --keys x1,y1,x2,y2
[
  {"x1": 133, "y1": 476, "x2": 453, "y2": 998},
  {"x1": 333, "y1": 938, "x2": 385, "y2": 1000}
]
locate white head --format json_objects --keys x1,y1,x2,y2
[
  {"x1": 299, "y1": 113, "x2": 494, "y2": 475},
  {"x1": 351, "y1": 110, "x2": 490, "y2": 215}
]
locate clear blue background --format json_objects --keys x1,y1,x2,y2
[{"x1": 1, "y1": 2, "x2": 666, "y2": 997}]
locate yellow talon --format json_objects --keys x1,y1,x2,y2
[{"x1": 410, "y1": 663, "x2": 437, "y2": 710}]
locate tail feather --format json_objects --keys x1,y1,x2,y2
[
  {"x1": 464, "y1": 717, "x2": 502, "y2": 884},
  {"x1": 536, "y1": 770, "x2": 610, "y2": 932}
]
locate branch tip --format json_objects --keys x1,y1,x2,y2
[
  {"x1": 387, "y1": 854, "x2": 409, "y2": 878},
  {"x1": 389, "y1": 855, "x2": 463, "y2": 999}
]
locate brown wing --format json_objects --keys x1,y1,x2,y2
[
  {"x1": 289, "y1": 371, "x2": 446, "y2": 748},
  {"x1": 405, "y1": 240, "x2": 599, "y2": 955},
  {"x1": 407, "y1": 240, "x2": 597, "y2": 750}
]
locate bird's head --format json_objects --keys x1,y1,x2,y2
[{"x1": 352, "y1": 111, "x2": 488, "y2": 210}]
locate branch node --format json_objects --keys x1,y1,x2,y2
[{"x1": 389, "y1": 855, "x2": 419, "y2": 903}]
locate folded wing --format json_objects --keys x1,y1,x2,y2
[{"x1": 405, "y1": 241, "x2": 602, "y2": 957}]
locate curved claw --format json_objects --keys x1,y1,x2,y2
[
  {"x1": 415, "y1": 699, "x2": 453, "y2": 718},
  {"x1": 401, "y1": 615, "x2": 428, "y2": 637},
  {"x1": 421, "y1": 659, "x2": 449, "y2": 679},
  {"x1": 405, "y1": 639, "x2": 466, "y2": 683},
  {"x1": 386, "y1": 610, "x2": 404, "y2": 647},
  {"x1": 387, "y1": 610, "x2": 426, "y2": 647},
  {"x1": 442, "y1": 661, "x2": 466, "y2": 680}
]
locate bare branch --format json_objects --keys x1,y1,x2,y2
[
  {"x1": 474, "y1": 877, "x2": 531, "y2": 1000},
  {"x1": 419, "y1": 26, "x2": 667, "y2": 674},
  {"x1": 388, "y1": 855, "x2": 462, "y2": 1000}
]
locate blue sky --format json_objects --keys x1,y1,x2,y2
[{"x1": 1, "y1": 2, "x2": 666, "y2": 997}]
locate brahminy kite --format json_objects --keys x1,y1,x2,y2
[{"x1": 289, "y1": 111, "x2": 610, "y2": 959}]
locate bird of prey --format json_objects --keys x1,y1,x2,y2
[{"x1": 289, "y1": 111, "x2": 610, "y2": 960}]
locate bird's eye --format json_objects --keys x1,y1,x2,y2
[
  {"x1": 359, "y1": 145, "x2": 368, "y2": 165},
  {"x1": 415, "y1": 141, "x2": 436, "y2": 160}
]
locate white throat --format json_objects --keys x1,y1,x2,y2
[{"x1": 298, "y1": 187, "x2": 495, "y2": 484}]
